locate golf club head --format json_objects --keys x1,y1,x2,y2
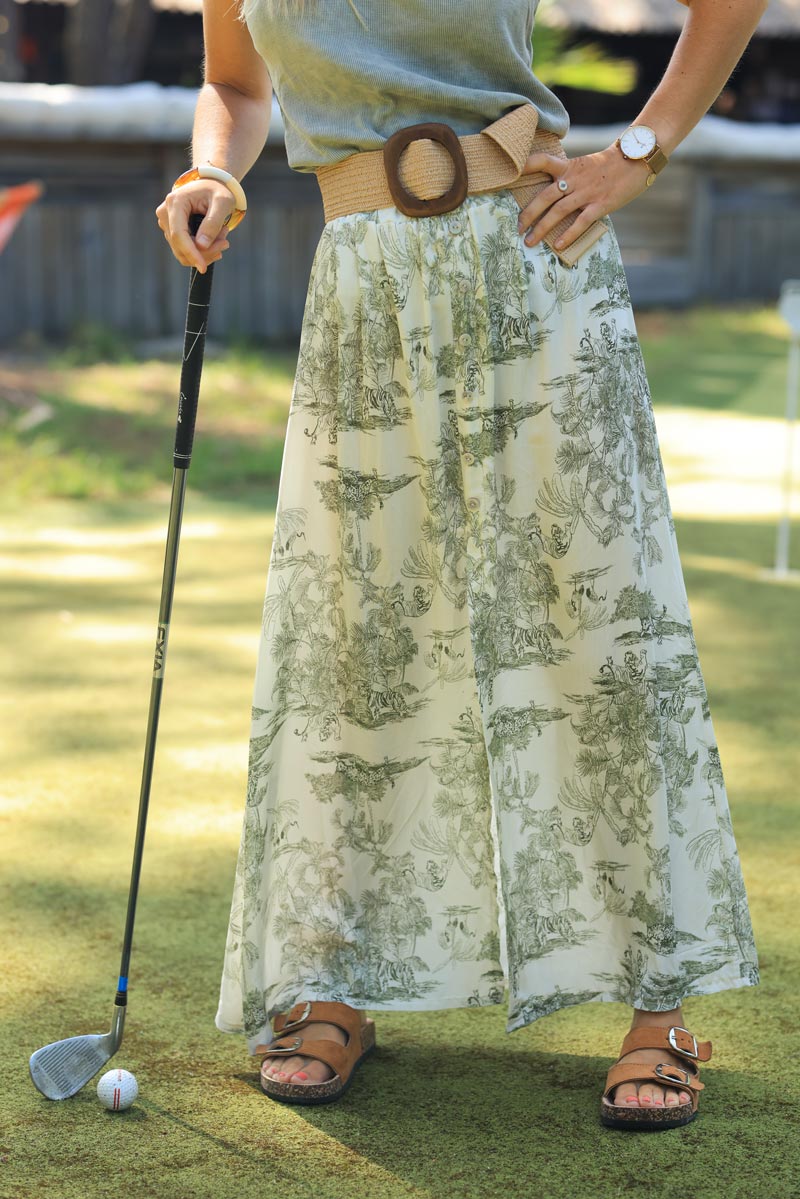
[{"x1": 29, "y1": 1003, "x2": 126, "y2": 1100}]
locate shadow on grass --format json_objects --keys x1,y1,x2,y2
[
  {"x1": 634, "y1": 302, "x2": 791, "y2": 418},
  {"x1": 1, "y1": 390, "x2": 287, "y2": 503}
]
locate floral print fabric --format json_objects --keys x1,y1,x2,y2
[{"x1": 215, "y1": 189, "x2": 759, "y2": 1053}]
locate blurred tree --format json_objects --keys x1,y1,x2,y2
[
  {"x1": 0, "y1": 0, "x2": 24, "y2": 82},
  {"x1": 534, "y1": 0, "x2": 637, "y2": 96},
  {"x1": 64, "y1": 0, "x2": 156, "y2": 85}
]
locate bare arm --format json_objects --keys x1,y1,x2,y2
[
  {"x1": 632, "y1": 0, "x2": 770, "y2": 157},
  {"x1": 518, "y1": 0, "x2": 770, "y2": 254},
  {"x1": 155, "y1": 0, "x2": 273, "y2": 270},
  {"x1": 192, "y1": 0, "x2": 273, "y2": 180}
]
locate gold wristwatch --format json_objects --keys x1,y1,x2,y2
[{"x1": 614, "y1": 125, "x2": 669, "y2": 187}]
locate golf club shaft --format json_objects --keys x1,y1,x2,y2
[{"x1": 115, "y1": 212, "x2": 215, "y2": 1009}]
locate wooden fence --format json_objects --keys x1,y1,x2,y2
[
  {"x1": 2, "y1": 88, "x2": 800, "y2": 346},
  {"x1": 0, "y1": 139, "x2": 324, "y2": 345}
]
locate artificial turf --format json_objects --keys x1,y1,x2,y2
[{"x1": 1, "y1": 311, "x2": 798, "y2": 1198}]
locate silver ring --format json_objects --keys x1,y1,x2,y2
[{"x1": 557, "y1": 179, "x2": 569, "y2": 192}]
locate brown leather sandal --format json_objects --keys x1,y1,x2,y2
[
  {"x1": 600, "y1": 1023, "x2": 712, "y2": 1131},
  {"x1": 253, "y1": 1000, "x2": 377, "y2": 1106}
]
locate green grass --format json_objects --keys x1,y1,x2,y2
[
  {"x1": 1, "y1": 308, "x2": 799, "y2": 1199},
  {"x1": 531, "y1": 2, "x2": 638, "y2": 95},
  {"x1": 0, "y1": 329, "x2": 297, "y2": 505}
]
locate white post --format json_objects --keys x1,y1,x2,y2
[
  {"x1": 772, "y1": 282, "x2": 800, "y2": 580},
  {"x1": 775, "y1": 333, "x2": 800, "y2": 577}
]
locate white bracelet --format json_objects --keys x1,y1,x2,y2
[{"x1": 180, "y1": 163, "x2": 247, "y2": 215}]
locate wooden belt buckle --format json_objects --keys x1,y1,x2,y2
[{"x1": 383, "y1": 121, "x2": 469, "y2": 217}]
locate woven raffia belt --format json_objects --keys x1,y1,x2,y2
[{"x1": 314, "y1": 102, "x2": 611, "y2": 269}]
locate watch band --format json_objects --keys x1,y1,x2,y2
[{"x1": 644, "y1": 145, "x2": 669, "y2": 175}]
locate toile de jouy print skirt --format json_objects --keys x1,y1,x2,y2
[{"x1": 214, "y1": 187, "x2": 760, "y2": 1053}]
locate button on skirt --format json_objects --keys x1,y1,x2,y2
[{"x1": 214, "y1": 188, "x2": 760, "y2": 1054}]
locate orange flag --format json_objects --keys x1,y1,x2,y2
[{"x1": 0, "y1": 181, "x2": 45, "y2": 255}]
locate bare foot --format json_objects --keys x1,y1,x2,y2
[
  {"x1": 608, "y1": 1006, "x2": 694, "y2": 1111},
  {"x1": 262, "y1": 1006, "x2": 367, "y2": 1087}
]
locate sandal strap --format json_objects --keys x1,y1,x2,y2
[
  {"x1": 270, "y1": 999, "x2": 364, "y2": 1041},
  {"x1": 603, "y1": 1059, "x2": 704, "y2": 1106},
  {"x1": 617, "y1": 1024, "x2": 712, "y2": 1063},
  {"x1": 254, "y1": 1034, "x2": 352, "y2": 1084}
]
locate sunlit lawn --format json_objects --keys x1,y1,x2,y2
[{"x1": 1, "y1": 305, "x2": 798, "y2": 1198}]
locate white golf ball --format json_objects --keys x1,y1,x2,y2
[{"x1": 96, "y1": 1068, "x2": 138, "y2": 1111}]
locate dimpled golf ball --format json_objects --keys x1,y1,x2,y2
[{"x1": 96, "y1": 1068, "x2": 138, "y2": 1111}]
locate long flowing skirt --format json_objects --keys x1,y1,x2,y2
[{"x1": 214, "y1": 187, "x2": 760, "y2": 1054}]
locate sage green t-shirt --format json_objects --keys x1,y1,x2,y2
[{"x1": 241, "y1": 0, "x2": 571, "y2": 174}]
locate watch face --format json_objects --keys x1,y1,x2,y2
[{"x1": 620, "y1": 125, "x2": 657, "y2": 159}]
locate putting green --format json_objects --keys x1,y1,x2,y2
[{"x1": 1, "y1": 318, "x2": 799, "y2": 1196}]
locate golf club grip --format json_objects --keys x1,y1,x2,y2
[{"x1": 174, "y1": 211, "x2": 215, "y2": 469}]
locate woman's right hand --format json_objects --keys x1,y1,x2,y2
[{"x1": 155, "y1": 179, "x2": 237, "y2": 273}]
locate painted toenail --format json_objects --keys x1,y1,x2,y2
[
  {"x1": 653, "y1": 1100, "x2": 664, "y2": 1106},
  {"x1": 295, "y1": 1072, "x2": 308, "y2": 1080},
  {"x1": 640, "y1": 1096, "x2": 652, "y2": 1103},
  {"x1": 626, "y1": 1097, "x2": 639, "y2": 1104}
]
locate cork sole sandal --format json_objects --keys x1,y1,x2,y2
[
  {"x1": 254, "y1": 1000, "x2": 376, "y2": 1107},
  {"x1": 600, "y1": 1024, "x2": 712, "y2": 1131}
]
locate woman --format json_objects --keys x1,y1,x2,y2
[{"x1": 156, "y1": 0, "x2": 764, "y2": 1130}]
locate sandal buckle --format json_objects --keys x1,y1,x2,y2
[
  {"x1": 263, "y1": 1036, "x2": 303, "y2": 1054},
  {"x1": 281, "y1": 1001, "x2": 312, "y2": 1031},
  {"x1": 654, "y1": 1062, "x2": 691, "y2": 1086},
  {"x1": 668, "y1": 1026, "x2": 699, "y2": 1058}
]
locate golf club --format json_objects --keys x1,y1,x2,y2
[{"x1": 29, "y1": 211, "x2": 216, "y2": 1100}]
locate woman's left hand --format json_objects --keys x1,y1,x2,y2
[{"x1": 516, "y1": 144, "x2": 655, "y2": 252}]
